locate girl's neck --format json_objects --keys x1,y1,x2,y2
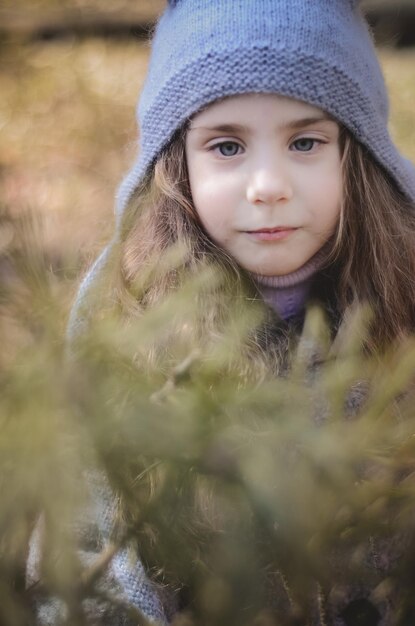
[{"x1": 250, "y1": 246, "x2": 329, "y2": 320}]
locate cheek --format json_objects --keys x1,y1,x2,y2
[
  {"x1": 189, "y1": 173, "x2": 237, "y2": 235},
  {"x1": 188, "y1": 184, "x2": 227, "y2": 242},
  {"x1": 196, "y1": 202, "x2": 230, "y2": 243},
  {"x1": 310, "y1": 162, "x2": 343, "y2": 222},
  {"x1": 326, "y1": 168, "x2": 343, "y2": 222},
  {"x1": 321, "y1": 195, "x2": 342, "y2": 238}
]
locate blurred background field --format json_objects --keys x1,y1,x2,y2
[{"x1": 0, "y1": 0, "x2": 414, "y2": 306}]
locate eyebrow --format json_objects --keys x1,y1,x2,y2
[{"x1": 189, "y1": 115, "x2": 334, "y2": 133}]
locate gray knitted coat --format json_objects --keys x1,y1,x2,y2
[{"x1": 27, "y1": 471, "x2": 176, "y2": 625}]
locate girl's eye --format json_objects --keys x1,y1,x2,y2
[
  {"x1": 291, "y1": 138, "x2": 321, "y2": 152},
  {"x1": 214, "y1": 141, "x2": 241, "y2": 157}
]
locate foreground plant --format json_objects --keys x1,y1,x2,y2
[{"x1": 1, "y1": 211, "x2": 415, "y2": 625}]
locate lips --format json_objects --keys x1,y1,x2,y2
[
  {"x1": 244, "y1": 226, "x2": 298, "y2": 242},
  {"x1": 248, "y1": 226, "x2": 296, "y2": 233}
]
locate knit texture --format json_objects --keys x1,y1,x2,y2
[{"x1": 252, "y1": 248, "x2": 328, "y2": 320}]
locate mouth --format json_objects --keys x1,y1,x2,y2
[{"x1": 244, "y1": 226, "x2": 298, "y2": 242}]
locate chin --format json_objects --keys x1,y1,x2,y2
[{"x1": 249, "y1": 264, "x2": 299, "y2": 277}]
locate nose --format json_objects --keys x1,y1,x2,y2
[{"x1": 246, "y1": 160, "x2": 293, "y2": 206}]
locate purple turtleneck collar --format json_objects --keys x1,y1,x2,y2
[{"x1": 250, "y1": 247, "x2": 328, "y2": 320}]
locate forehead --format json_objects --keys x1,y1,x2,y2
[{"x1": 191, "y1": 93, "x2": 329, "y2": 124}]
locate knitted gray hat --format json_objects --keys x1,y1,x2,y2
[
  {"x1": 68, "y1": 0, "x2": 415, "y2": 340},
  {"x1": 116, "y1": 0, "x2": 415, "y2": 219}
]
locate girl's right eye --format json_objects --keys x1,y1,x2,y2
[{"x1": 211, "y1": 141, "x2": 242, "y2": 157}]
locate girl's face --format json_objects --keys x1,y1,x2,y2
[{"x1": 185, "y1": 94, "x2": 342, "y2": 276}]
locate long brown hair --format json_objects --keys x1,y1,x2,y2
[{"x1": 331, "y1": 134, "x2": 415, "y2": 350}]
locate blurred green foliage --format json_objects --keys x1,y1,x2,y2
[{"x1": 2, "y1": 213, "x2": 415, "y2": 624}]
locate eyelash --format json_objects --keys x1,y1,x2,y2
[
  {"x1": 209, "y1": 141, "x2": 242, "y2": 157},
  {"x1": 291, "y1": 137, "x2": 325, "y2": 152},
  {"x1": 209, "y1": 137, "x2": 326, "y2": 157}
]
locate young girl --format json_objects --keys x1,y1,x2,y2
[{"x1": 66, "y1": 0, "x2": 415, "y2": 624}]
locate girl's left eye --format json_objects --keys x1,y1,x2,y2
[
  {"x1": 291, "y1": 138, "x2": 321, "y2": 152},
  {"x1": 213, "y1": 141, "x2": 241, "y2": 157}
]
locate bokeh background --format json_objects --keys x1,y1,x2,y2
[{"x1": 1, "y1": 0, "x2": 415, "y2": 311}]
